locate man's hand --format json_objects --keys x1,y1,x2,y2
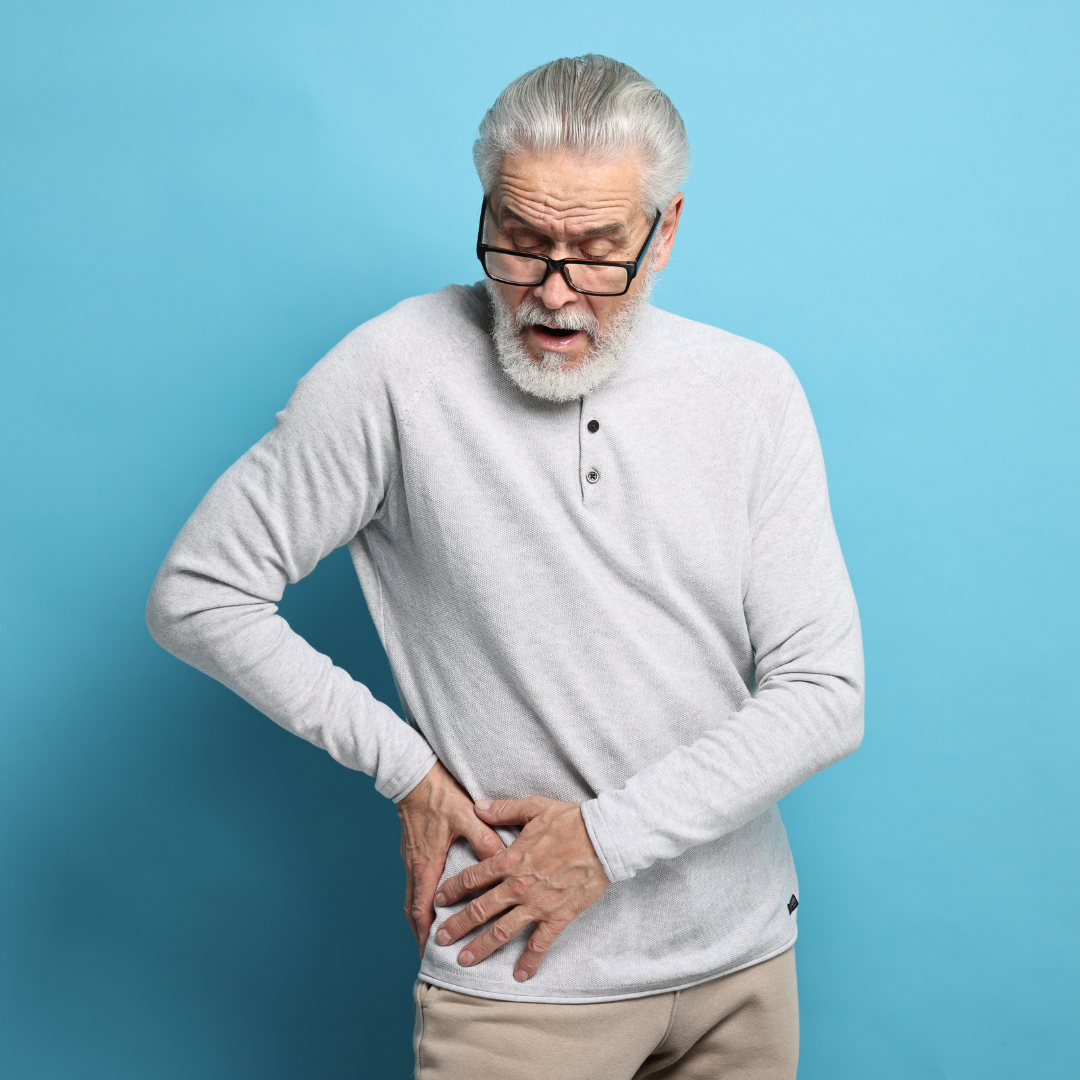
[
  {"x1": 397, "y1": 762, "x2": 506, "y2": 955},
  {"x1": 432, "y1": 797, "x2": 610, "y2": 982}
]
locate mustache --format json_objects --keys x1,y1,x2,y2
[{"x1": 513, "y1": 298, "x2": 600, "y2": 337}]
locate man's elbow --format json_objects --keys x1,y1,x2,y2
[
  {"x1": 145, "y1": 567, "x2": 190, "y2": 657},
  {"x1": 826, "y1": 678, "x2": 864, "y2": 763}
]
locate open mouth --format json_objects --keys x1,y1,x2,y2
[{"x1": 529, "y1": 323, "x2": 585, "y2": 350}]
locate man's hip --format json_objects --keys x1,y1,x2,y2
[{"x1": 413, "y1": 946, "x2": 798, "y2": 1080}]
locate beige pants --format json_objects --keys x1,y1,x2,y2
[{"x1": 413, "y1": 947, "x2": 798, "y2": 1080}]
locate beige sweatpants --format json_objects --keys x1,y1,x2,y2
[{"x1": 413, "y1": 947, "x2": 798, "y2": 1080}]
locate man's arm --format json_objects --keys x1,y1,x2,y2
[
  {"x1": 147, "y1": 342, "x2": 506, "y2": 947},
  {"x1": 146, "y1": 350, "x2": 438, "y2": 801},
  {"x1": 580, "y1": 377, "x2": 863, "y2": 881},
  {"x1": 435, "y1": 376, "x2": 863, "y2": 976}
]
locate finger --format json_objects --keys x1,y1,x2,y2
[
  {"x1": 457, "y1": 907, "x2": 536, "y2": 968},
  {"x1": 404, "y1": 888, "x2": 420, "y2": 948},
  {"x1": 434, "y1": 851, "x2": 508, "y2": 907},
  {"x1": 512, "y1": 917, "x2": 569, "y2": 981},
  {"x1": 472, "y1": 796, "x2": 549, "y2": 827},
  {"x1": 410, "y1": 856, "x2": 448, "y2": 952},
  {"x1": 401, "y1": 838, "x2": 420, "y2": 947},
  {"x1": 435, "y1": 880, "x2": 521, "y2": 945},
  {"x1": 456, "y1": 810, "x2": 506, "y2": 862}
]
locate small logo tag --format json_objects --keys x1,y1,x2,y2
[{"x1": 787, "y1": 894, "x2": 799, "y2": 914}]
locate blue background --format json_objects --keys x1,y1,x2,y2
[{"x1": 2, "y1": 2, "x2": 1077, "y2": 1076}]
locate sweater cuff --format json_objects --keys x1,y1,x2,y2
[
  {"x1": 371, "y1": 707, "x2": 439, "y2": 803},
  {"x1": 580, "y1": 797, "x2": 635, "y2": 884},
  {"x1": 384, "y1": 748, "x2": 439, "y2": 804}
]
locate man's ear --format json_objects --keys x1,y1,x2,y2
[{"x1": 652, "y1": 192, "x2": 685, "y2": 273}]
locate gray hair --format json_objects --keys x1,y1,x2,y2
[{"x1": 473, "y1": 54, "x2": 689, "y2": 215}]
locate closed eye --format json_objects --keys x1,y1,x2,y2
[{"x1": 500, "y1": 228, "x2": 624, "y2": 261}]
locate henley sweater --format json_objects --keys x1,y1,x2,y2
[{"x1": 146, "y1": 283, "x2": 864, "y2": 1004}]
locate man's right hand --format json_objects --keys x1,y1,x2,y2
[{"x1": 396, "y1": 761, "x2": 506, "y2": 955}]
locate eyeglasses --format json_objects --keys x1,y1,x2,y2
[{"x1": 476, "y1": 196, "x2": 662, "y2": 297}]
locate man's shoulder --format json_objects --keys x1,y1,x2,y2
[
  {"x1": 289, "y1": 285, "x2": 489, "y2": 407},
  {"x1": 363, "y1": 283, "x2": 490, "y2": 342},
  {"x1": 646, "y1": 305, "x2": 800, "y2": 436},
  {"x1": 331, "y1": 284, "x2": 488, "y2": 374}
]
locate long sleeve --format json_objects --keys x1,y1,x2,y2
[
  {"x1": 580, "y1": 379, "x2": 864, "y2": 883},
  {"x1": 146, "y1": 349, "x2": 438, "y2": 802}
]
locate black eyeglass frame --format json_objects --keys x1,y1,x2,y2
[{"x1": 475, "y1": 196, "x2": 663, "y2": 297}]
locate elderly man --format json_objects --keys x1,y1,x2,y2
[{"x1": 148, "y1": 55, "x2": 863, "y2": 1080}]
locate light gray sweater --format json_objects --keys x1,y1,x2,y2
[{"x1": 147, "y1": 284, "x2": 863, "y2": 1003}]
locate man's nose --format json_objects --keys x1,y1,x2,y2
[{"x1": 532, "y1": 267, "x2": 578, "y2": 311}]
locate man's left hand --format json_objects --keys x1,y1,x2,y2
[{"x1": 433, "y1": 797, "x2": 610, "y2": 982}]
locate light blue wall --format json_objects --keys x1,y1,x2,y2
[{"x1": 2, "y1": 2, "x2": 1077, "y2": 1076}]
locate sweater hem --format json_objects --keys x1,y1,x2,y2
[{"x1": 416, "y1": 930, "x2": 798, "y2": 1004}]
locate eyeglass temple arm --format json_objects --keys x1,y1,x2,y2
[
  {"x1": 476, "y1": 196, "x2": 490, "y2": 254},
  {"x1": 632, "y1": 209, "x2": 664, "y2": 272}
]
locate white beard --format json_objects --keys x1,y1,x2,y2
[{"x1": 486, "y1": 271, "x2": 653, "y2": 403}]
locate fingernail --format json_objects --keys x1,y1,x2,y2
[
  {"x1": 436, "y1": 929, "x2": 450, "y2": 945},
  {"x1": 459, "y1": 950, "x2": 474, "y2": 966},
  {"x1": 435, "y1": 891, "x2": 446, "y2": 905},
  {"x1": 514, "y1": 969, "x2": 529, "y2": 981},
  {"x1": 475, "y1": 800, "x2": 491, "y2": 811}
]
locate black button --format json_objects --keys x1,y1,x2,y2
[
  {"x1": 586, "y1": 469, "x2": 600, "y2": 484},
  {"x1": 587, "y1": 419, "x2": 600, "y2": 433}
]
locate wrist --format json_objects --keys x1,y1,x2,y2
[
  {"x1": 578, "y1": 798, "x2": 621, "y2": 884},
  {"x1": 397, "y1": 760, "x2": 442, "y2": 812}
]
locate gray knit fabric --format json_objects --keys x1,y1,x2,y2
[{"x1": 147, "y1": 284, "x2": 863, "y2": 1003}]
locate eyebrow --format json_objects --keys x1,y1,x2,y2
[{"x1": 498, "y1": 206, "x2": 628, "y2": 241}]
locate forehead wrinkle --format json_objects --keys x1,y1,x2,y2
[
  {"x1": 494, "y1": 186, "x2": 637, "y2": 244},
  {"x1": 494, "y1": 150, "x2": 643, "y2": 241},
  {"x1": 499, "y1": 204, "x2": 626, "y2": 240},
  {"x1": 497, "y1": 178, "x2": 634, "y2": 212}
]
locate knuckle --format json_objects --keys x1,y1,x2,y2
[
  {"x1": 465, "y1": 899, "x2": 485, "y2": 923},
  {"x1": 506, "y1": 876, "x2": 530, "y2": 897},
  {"x1": 491, "y1": 921, "x2": 514, "y2": 944}
]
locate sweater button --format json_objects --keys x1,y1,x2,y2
[
  {"x1": 586, "y1": 469, "x2": 600, "y2": 484},
  {"x1": 587, "y1": 419, "x2": 600, "y2": 433}
]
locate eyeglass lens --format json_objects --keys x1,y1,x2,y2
[{"x1": 483, "y1": 251, "x2": 630, "y2": 295}]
